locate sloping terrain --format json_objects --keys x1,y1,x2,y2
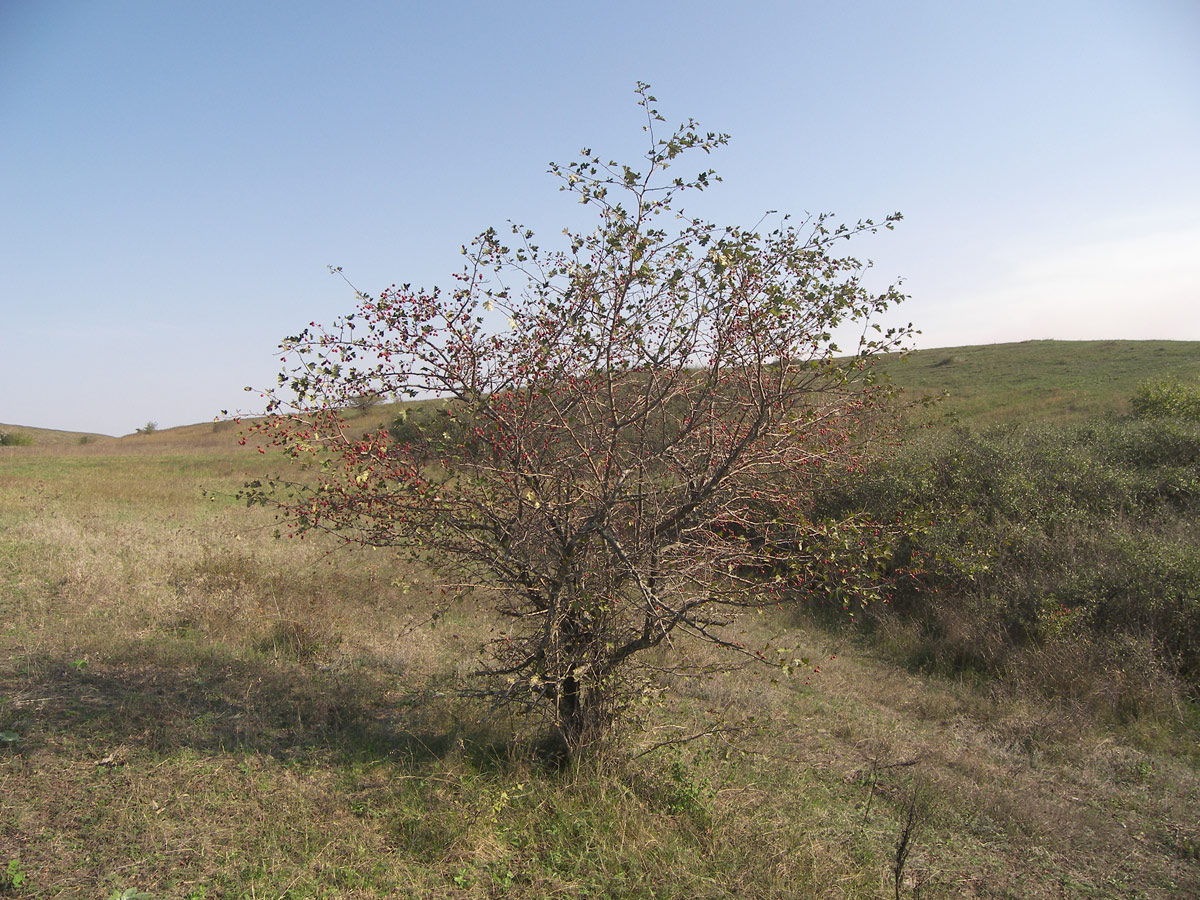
[
  {"x1": 1, "y1": 341, "x2": 1197, "y2": 898},
  {"x1": 880, "y1": 339, "x2": 1200, "y2": 425}
]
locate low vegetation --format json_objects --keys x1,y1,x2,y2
[
  {"x1": 1, "y1": 341, "x2": 1198, "y2": 898},
  {"x1": 811, "y1": 416, "x2": 1200, "y2": 721},
  {"x1": 1131, "y1": 376, "x2": 1200, "y2": 422}
]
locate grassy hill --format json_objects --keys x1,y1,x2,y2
[
  {"x1": 880, "y1": 339, "x2": 1200, "y2": 425},
  {"x1": 0, "y1": 423, "x2": 114, "y2": 449},
  {"x1": 1, "y1": 340, "x2": 1197, "y2": 898},
  {"x1": 4, "y1": 340, "x2": 1197, "y2": 450}
]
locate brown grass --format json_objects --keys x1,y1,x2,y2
[{"x1": 2, "y1": 420, "x2": 1198, "y2": 898}]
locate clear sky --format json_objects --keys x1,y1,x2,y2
[{"x1": 2, "y1": 0, "x2": 1198, "y2": 435}]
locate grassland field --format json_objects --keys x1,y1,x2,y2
[{"x1": 1, "y1": 340, "x2": 1198, "y2": 899}]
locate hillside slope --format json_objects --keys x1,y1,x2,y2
[
  {"x1": 881, "y1": 339, "x2": 1200, "y2": 425},
  {"x1": 1, "y1": 339, "x2": 1198, "y2": 897},
  {"x1": 4, "y1": 341, "x2": 1198, "y2": 446}
]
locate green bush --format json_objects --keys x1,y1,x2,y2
[
  {"x1": 808, "y1": 418, "x2": 1200, "y2": 694},
  {"x1": 388, "y1": 403, "x2": 481, "y2": 460},
  {"x1": 0, "y1": 431, "x2": 33, "y2": 446},
  {"x1": 1131, "y1": 377, "x2": 1200, "y2": 422}
]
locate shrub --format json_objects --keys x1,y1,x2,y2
[
  {"x1": 1131, "y1": 377, "x2": 1200, "y2": 422},
  {"x1": 387, "y1": 402, "x2": 480, "y2": 462},
  {"x1": 243, "y1": 85, "x2": 914, "y2": 754},
  {"x1": 0, "y1": 431, "x2": 33, "y2": 446},
  {"x1": 810, "y1": 418, "x2": 1200, "y2": 695}
]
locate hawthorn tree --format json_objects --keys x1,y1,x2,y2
[{"x1": 244, "y1": 85, "x2": 914, "y2": 753}]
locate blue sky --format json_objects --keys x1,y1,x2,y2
[{"x1": 2, "y1": 0, "x2": 1197, "y2": 435}]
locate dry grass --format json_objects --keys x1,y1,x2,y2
[{"x1": 2, "y1": 427, "x2": 1198, "y2": 898}]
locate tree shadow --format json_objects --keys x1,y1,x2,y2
[{"x1": 0, "y1": 643, "x2": 492, "y2": 770}]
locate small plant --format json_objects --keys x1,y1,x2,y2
[
  {"x1": 107, "y1": 889, "x2": 155, "y2": 900},
  {"x1": 135, "y1": 421, "x2": 158, "y2": 435},
  {"x1": 665, "y1": 752, "x2": 715, "y2": 820},
  {"x1": 254, "y1": 619, "x2": 326, "y2": 661},
  {"x1": 487, "y1": 782, "x2": 528, "y2": 825},
  {"x1": 0, "y1": 431, "x2": 32, "y2": 447},
  {"x1": 0, "y1": 859, "x2": 26, "y2": 892},
  {"x1": 78, "y1": 434, "x2": 92, "y2": 445}
]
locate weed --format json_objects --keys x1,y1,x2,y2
[
  {"x1": 0, "y1": 860, "x2": 26, "y2": 892},
  {"x1": 253, "y1": 619, "x2": 328, "y2": 661},
  {"x1": 858, "y1": 752, "x2": 921, "y2": 824},
  {"x1": 1160, "y1": 824, "x2": 1200, "y2": 861},
  {"x1": 663, "y1": 751, "x2": 715, "y2": 825}
]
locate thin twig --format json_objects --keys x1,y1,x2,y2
[{"x1": 630, "y1": 724, "x2": 745, "y2": 760}]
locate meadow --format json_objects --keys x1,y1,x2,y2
[{"x1": 1, "y1": 341, "x2": 1198, "y2": 899}]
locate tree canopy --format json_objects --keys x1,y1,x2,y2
[{"x1": 243, "y1": 85, "x2": 915, "y2": 753}]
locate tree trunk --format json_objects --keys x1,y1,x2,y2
[{"x1": 555, "y1": 671, "x2": 608, "y2": 754}]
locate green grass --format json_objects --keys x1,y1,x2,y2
[
  {"x1": 0, "y1": 423, "x2": 113, "y2": 447},
  {"x1": 879, "y1": 339, "x2": 1200, "y2": 425},
  {"x1": 1, "y1": 340, "x2": 1198, "y2": 898}
]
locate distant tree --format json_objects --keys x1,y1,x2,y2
[
  {"x1": 348, "y1": 392, "x2": 382, "y2": 416},
  {"x1": 243, "y1": 85, "x2": 914, "y2": 753},
  {"x1": 136, "y1": 421, "x2": 158, "y2": 435}
]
